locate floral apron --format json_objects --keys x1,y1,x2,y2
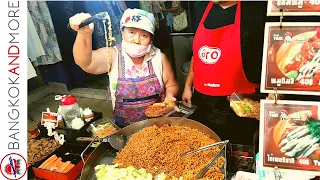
[{"x1": 113, "y1": 46, "x2": 164, "y2": 127}]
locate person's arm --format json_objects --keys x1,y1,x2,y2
[
  {"x1": 185, "y1": 56, "x2": 194, "y2": 91},
  {"x1": 182, "y1": 56, "x2": 194, "y2": 103},
  {"x1": 161, "y1": 53, "x2": 179, "y2": 101},
  {"x1": 70, "y1": 13, "x2": 113, "y2": 74},
  {"x1": 73, "y1": 41, "x2": 114, "y2": 74},
  {"x1": 241, "y1": 2, "x2": 266, "y2": 85}
]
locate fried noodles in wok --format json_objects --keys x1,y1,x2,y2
[{"x1": 113, "y1": 124, "x2": 225, "y2": 180}]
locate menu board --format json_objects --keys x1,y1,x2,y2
[
  {"x1": 267, "y1": 0, "x2": 320, "y2": 16},
  {"x1": 260, "y1": 22, "x2": 320, "y2": 95},
  {"x1": 259, "y1": 100, "x2": 320, "y2": 174}
]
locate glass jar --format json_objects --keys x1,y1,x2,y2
[{"x1": 60, "y1": 95, "x2": 81, "y2": 128}]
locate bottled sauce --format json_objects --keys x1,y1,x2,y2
[
  {"x1": 60, "y1": 95, "x2": 81, "y2": 128},
  {"x1": 71, "y1": 117, "x2": 85, "y2": 129},
  {"x1": 57, "y1": 114, "x2": 65, "y2": 127},
  {"x1": 83, "y1": 108, "x2": 94, "y2": 122}
]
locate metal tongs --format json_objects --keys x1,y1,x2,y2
[
  {"x1": 181, "y1": 140, "x2": 229, "y2": 180},
  {"x1": 163, "y1": 101, "x2": 196, "y2": 118}
]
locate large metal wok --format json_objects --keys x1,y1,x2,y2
[{"x1": 80, "y1": 117, "x2": 223, "y2": 180}]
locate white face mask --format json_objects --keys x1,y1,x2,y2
[{"x1": 122, "y1": 40, "x2": 151, "y2": 58}]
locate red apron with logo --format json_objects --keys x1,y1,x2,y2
[{"x1": 193, "y1": 1, "x2": 256, "y2": 96}]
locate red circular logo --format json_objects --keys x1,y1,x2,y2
[
  {"x1": 0, "y1": 153, "x2": 27, "y2": 180},
  {"x1": 125, "y1": 17, "x2": 130, "y2": 23},
  {"x1": 198, "y1": 46, "x2": 222, "y2": 64}
]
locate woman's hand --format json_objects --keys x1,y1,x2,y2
[
  {"x1": 69, "y1": 13, "x2": 94, "y2": 34},
  {"x1": 164, "y1": 96, "x2": 180, "y2": 112},
  {"x1": 164, "y1": 96, "x2": 177, "y2": 102},
  {"x1": 182, "y1": 87, "x2": 192, "y2": 104}
]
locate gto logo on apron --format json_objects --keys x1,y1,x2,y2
[{"x1": 198, "y1": 45, "x2": 222, "y2": 64}]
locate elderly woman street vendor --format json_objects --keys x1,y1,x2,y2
[{"x1": 69, "y1": 9, "x2": 179, "y2": 127}]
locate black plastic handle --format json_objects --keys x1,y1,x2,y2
[
  {"x1": 67, "y1": 16, "x2": 97, "y2": 29},
  {"x1": 79, "y1": 16, "x2": 97, "y2": 28},
  {"x1": 76, "y1": 137, "x2": 100, "y2": 142}
]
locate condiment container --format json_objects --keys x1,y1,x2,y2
[
  {"x1": 228, "y1": 93, "x2": 266, "y2": 120},
  {"x1": 32, "y1": 143, "x2": 94, "y2": 180},
  {"x1": 83, "y1": 108, "x2": 94, "y2": 122},
  {"x1": 71, "y1": 117, "x2": 84, "y2": 129},
  {"x1": 87, "y1": 118, "x2": 119, "y2": 138},
  {"x1": 60, "y1": 95, "x2": 81, "y2": 128},
  {"x1": 57, "y1": 106, "x2": 65, "y2": 127}
]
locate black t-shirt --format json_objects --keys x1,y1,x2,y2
[
  {"x1": 193, "y1": 1, "x2": 268, "y2": 85},
  {"x1": 164, "y1": 1, "x2": 173, "y2": 9}
]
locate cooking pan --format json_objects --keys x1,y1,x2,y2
[{"x1": 80, "y1": 117, "x2": 223, "y2": 180}]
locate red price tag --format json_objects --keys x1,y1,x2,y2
[
  {"x1": 297, "y1": 157, "x2": 312, "y2": 166},
  {"x1": 41, "y1": 112, "x2": 58, "y2": 127}
]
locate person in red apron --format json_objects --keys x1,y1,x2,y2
[
  {"x1": 193, "y1": 1, "x2": 255, "y2": 95},
  {"x1": 183, "y1": 1, "x2": 266, "y2": 145},
  {"x1": 70, "y1": 9, "x2": 179, "y2": 127}
]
